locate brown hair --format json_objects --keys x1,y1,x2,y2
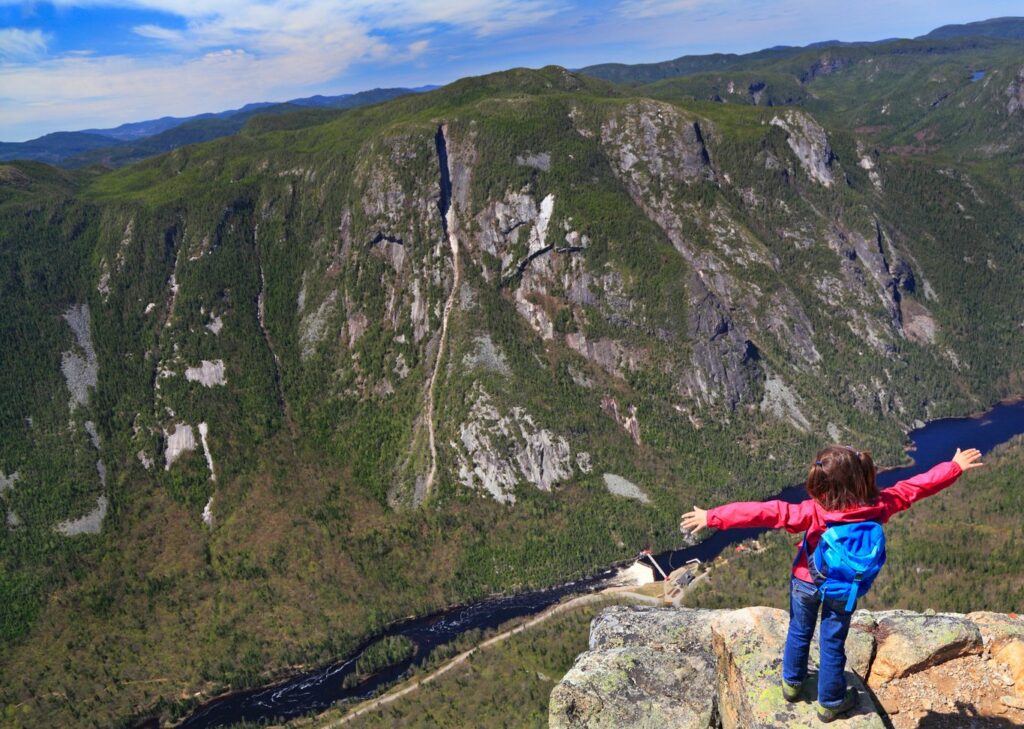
[{"x1": 806, "y1": 445, "x2": 879, "y2": 511}]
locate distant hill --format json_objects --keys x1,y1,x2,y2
[
  {"x1": 78, "y1": 105, "x2": 278, "y2": 141},
  {"x1": 0, "y1": 132, "x2": 122, "y2": 166},
  {"x1": 579, "y1": 17, "x2": 1024, "y2": 85},
  {"x1": 920, "y1": 16, "x2": 1024, "y2": 40},
  {"x1": 577, "y1": 46, "x2": 813, "y2": 85},
  {"x1": 1, "y1": 87, "x2": 432, "y2": 167}
]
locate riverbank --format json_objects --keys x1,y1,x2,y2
[
  {"x1": 320, "y1": 540, "x2": 763, "y2": 726},
  {"x1": 305, "y1": 542, "x2": 766, "y2": 728},
  {"x1": 316, "y1": 593, "x2": 620, "y2": 728}
]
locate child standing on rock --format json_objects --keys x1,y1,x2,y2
[{"x1": 679, "y1": 445, "x2": 983, "y2": 722}]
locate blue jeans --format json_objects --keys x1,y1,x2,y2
[{"x1": 782, "y1": 577, "x2": 853, "y2": 707}]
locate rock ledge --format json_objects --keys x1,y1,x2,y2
[{"x1": 549, "y1": 605, "x2": 1024, "y2": 728}]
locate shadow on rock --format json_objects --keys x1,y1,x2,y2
[{"x1": 914, "y1": 701, "x2": 1022, "y2": 728}]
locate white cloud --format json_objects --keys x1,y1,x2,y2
[
  {"x1": 0, "y1": 34, "x2": 384, "y2": 139},
  {"x1": 0, "y1": 27, "x2": 48, "y2": 60},
  {"x1": 351, "y1": 0, "x2": 565, "y2": 36},
  {"x1": 617, "y1": 0, "x2": 713, "y2": 18},
  {"x1": 408, "y1": 39, "x2": 430, "y2": 56},
  {"x1": 132, "y1": 24, "x2": 185, "y2": 43},
  {"x1": 0, "y1": 0, "x2": 572, "y2": 138}
]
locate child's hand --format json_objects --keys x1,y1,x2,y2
[
  {"x1": 680, "y1": 506, "x2": 708, "y2": 535},
  {"x1": 952, "y1": 447, "x2": 983, "y2": 471}
]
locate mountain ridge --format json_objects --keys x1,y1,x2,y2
[{"x1": 0, "y1": 86, "x2": 434, "y2": 166}]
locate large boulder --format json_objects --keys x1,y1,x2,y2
[
  {"x1": 808, "y1": 611, "x2": 877, "y2": 680},
  {"x1": 866, "y1": 610, "x2": 982, "y2": 686},
  {"x1": 551, "y1": 606, "x2": 721, "y2": 728},
  {"x1": 587, "y1": 604, "x2": 723, "y2": 651},
  {"x1": 549, "y1": 646, "x2": 717, "y2": 729}
]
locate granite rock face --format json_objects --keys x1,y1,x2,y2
[
  {"x1": 866, "y1": 610, "x2": 982, "y2": 686},
  {"x1": 770, "y1": 110, "x2": 835, "y2": 188},
  {"x1": 549, "y1": 647, "x2": 718, "y2": 729},
  {"x1": 550, "y1": 605, "x2": 1024, "y2": 728},
  {"x1": 550, "y1": 606, "x2": 722, "y2": 729}
]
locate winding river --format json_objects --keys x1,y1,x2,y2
[{"x1": 179, "y1": 399, "x2": 1024, "y2": 728}]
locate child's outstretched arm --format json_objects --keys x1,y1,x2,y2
[
  {"x1": 680, "y1": 499, "x2": 814, "y2": 536},
  {"x1": 881, "y1": 447, "x2": 983, "y2": 513}
]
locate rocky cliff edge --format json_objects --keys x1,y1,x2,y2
[{"x1": 549, "y1": 605, "x2": 1024, "y2": 728}]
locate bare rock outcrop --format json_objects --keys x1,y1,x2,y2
[
  {"x1": 184, "y1": 359, "x2": 227, "y2": 387},
  {"x1": 55, "y1": 495, "x2": 108, "y2": 536},
  {"x1": 683, "y1": 273, "x2": 762, "y2": 409},
  {"x1": 760, "y1": 375, "x2": 811, "y2": 431},
  {"x1": 452, "y1": 385, "x2": 576, "y2": 503},
  {"x1": 867, "y1": 610, "x2": 982, "y2": 685},
  {"x1": 164, "y1": 423, "x2": 196, "y2": 469},
  {"x1": 601, "y1": 101, "x2": 713, "y2": 185},
  {"x1": 1006, "y1": 66, "x2": 1024, "y2": 115},
  {"x1": 550, "y1": 605, "x2": 1024, "y2": 728},
  {"x1": 601, "y1": 474, "x2": 649, "y2": 503},
  {"x1": 61, "y1": 303, "x2": 98, "y2": 409},
  {"x1": 600, "y1": 396, "x2": 642, "y2": 445},
  {"x1": 770, "y1": 110, "x2": 835, "y2": 188},
  {"x1": 712, "y1": 607, "x2": 881, "y2": 729},
  {"x1": 550, "y1": 607, "x2": 721, "y2": 729}
]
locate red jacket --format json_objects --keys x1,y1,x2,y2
[{"x1": 706, "y1": 460, "x2": 963, "y2": 582}]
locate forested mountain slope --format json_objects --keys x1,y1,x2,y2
[{"x1": 1, "y1": 39, "x2": 1023, "y2": 726}]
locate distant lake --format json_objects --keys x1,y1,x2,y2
[{"x1": 971, "y1": 70, "x2": 986, "y2": 82}]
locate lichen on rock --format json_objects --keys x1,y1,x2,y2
[{"x1": 866, "y1": 610, "x2": 982, "y2": 686}]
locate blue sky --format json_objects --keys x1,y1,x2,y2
[{"x1": 0, "y1": 1, "x2": 1020, "y2": 141}]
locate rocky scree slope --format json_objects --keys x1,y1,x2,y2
[
  {"x1": 1, "y1": 62, "x2": 1024, "y2": 726},
  {"x1": 550, "y1": 605, "x2": 1024, "y2": 728}
]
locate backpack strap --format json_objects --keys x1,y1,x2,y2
[{"x1": 845, "y1": 574, "x2": 862, "y2": 612}]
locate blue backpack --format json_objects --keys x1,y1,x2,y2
[{"x1": 800, "y1": 521, "x2": 886, "y2": 611}]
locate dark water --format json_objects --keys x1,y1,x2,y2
[{"x1": 178, "y1": 399, "x2": 1024, "y2": 728}]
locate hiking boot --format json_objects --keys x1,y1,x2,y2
[
  {"x1": 817, "y1": 686, "x2": 857, "y2": 723},
  {"x1": 781, "y1": 679, "x2": 802, "y2": 702}
]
